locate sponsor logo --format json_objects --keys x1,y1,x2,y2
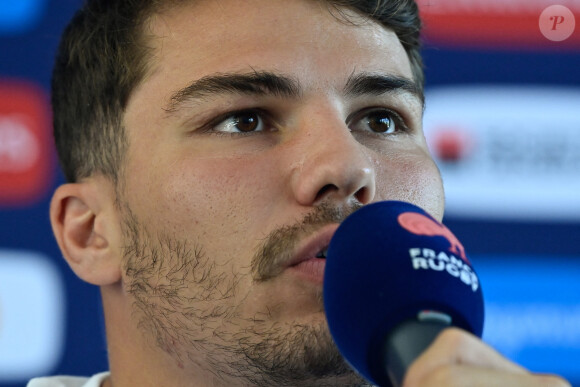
[
  {"x1": 408, "y1": 247, "x2": 479, "y2": 291},
  {"x1": 423, "y1": 86, "x2": 580, "y2": 221},
  {"x1": 399, "y1": 211, "x2": 478, "y2": 290},
  {"x1": 0, "y1": 80, "x2": 53, "y2": 206},
  {"x1": 0, "y1": 250, "x2": 65, "y2": 382},
  {"x1": 0, "y1": 0, "x2": 46, "y2": 35},
  {"x1": 398, "y1": 211, "x2": 468, "y2": 262},
  {"x1": 418, "y1": 0, "x2": 580, "y2": 49}
]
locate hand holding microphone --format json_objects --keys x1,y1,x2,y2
[{"x1": 324, "y1": 201, "x2": 570, "y2": 387}]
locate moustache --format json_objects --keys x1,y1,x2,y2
[{"x1": 252, "y1": 202, "x2": 362, "y2": 282}]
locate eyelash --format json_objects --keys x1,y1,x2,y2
[
  {"x1": 200, "y1": 108, "x2": 273, "y2": 137},
  {"x1": 200, "y1": 106, "x2": 410, "y2": 137},
  {"x1": 347, "y1": 107, "x2": 410, "y2": 136}
]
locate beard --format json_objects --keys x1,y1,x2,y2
[{"x1": 119, "y1": 201, "x2": 370, "y2": 386}]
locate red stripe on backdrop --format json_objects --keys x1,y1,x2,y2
[{"x1": 419, "y1": 2, "x2": 580, "y2": 50}]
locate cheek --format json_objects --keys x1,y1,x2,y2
[
  {"x1": 130, "y1": 153, "x2": 286, "y2": 248},
  {"x1": 165, "y1": 160, "x2": 258, "y2": 222},
  {"x1": 374, "y1": 152, "x2": 444, "y2": 221}
]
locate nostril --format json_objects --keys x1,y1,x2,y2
[
  {"x1": 314, "y1": 184, "x2": 338, "y2": 203},
  {"x1": 354, "y1": 186, "x2": 371, "y2": 205}
]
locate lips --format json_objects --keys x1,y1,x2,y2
[{"x1": 285, "y1": 224, "x2": 339, "y2": 283}]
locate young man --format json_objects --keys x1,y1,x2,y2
[{"x1": 30, "y1": 0, "x2": 570, "y2": 386}]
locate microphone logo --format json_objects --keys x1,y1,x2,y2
[
  {"x1": 397, "y1": 212, "x2": 468, "y2": 263},
  {"x1": 398, "y1": 211, "x2": 479, "y2": 292}
]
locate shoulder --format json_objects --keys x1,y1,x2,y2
[{"x1": 27, "y1": 372, "x2": 110, "y2": 387}]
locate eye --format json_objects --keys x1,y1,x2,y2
[
  {"x1": 349, "y1": 108, "x2": 407, "y2": 135},
  {"x1": 213, "y1": 110, "x2": 265, "y2": 133},
  {"x1": 365, "y1": 111, "x2": 395, "y2": 133}
]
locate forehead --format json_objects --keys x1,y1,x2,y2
[{"x1": 144, "y1": 0, "x2": 412, "y2": 80}]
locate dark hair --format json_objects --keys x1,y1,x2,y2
[{"x1": 52, "y1": 0, "x2": 423, "y2": 183}]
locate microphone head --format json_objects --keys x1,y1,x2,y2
[{"x1": 323, "y1": 201, "x2": 484, "y2": 386}]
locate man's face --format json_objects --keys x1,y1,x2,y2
[{"x1": 118, "y1": 0, "x2": 444, "y2": 384}]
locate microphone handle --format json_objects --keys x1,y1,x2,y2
[{"x1": 384, "y1": 317, "x2": 450, "y2": 387}]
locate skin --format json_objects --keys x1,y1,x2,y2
[{"x1": 49, "y1": 0, "x2": 570, "y2": 386}]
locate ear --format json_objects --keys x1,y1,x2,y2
[{"x1": 50, "y1": 176, "x2": 122, "y2": 286}]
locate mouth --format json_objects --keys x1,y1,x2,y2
[
  {"x1": 315, "y1": 247, "x2": 328, "y2": 259},
  {"x1": 285, "y1": 224, "x2": 338, "y2": 284}
]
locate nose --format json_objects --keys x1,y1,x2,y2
[{"x1": 290, "y1": 108, "x2": 376, "y2": 207}]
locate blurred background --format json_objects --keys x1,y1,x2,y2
[{"x1": 0, "y1": 0, "x2": 579, "y2": 386}]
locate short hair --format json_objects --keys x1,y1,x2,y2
[{"x1": 52, "y1": 0, "x2": 423, "y2": 183}]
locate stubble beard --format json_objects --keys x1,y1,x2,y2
[{"x1": 119, "y1": 201, "x2": 370, "y2": 386}]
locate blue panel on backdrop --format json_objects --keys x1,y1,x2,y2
[
  {"x1": 477, "y1": 255, "x2": 580, "y2": 382},
  {"x1": 0, "y1": 0, "x2": 46, "y2": 35}
]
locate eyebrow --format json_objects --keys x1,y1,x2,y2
[
  {"x1": 344, "y1": 72, "x2": 424, "y2": 105},
  {"x1": 164, "y1": 70, "x2": 423, "y2": 115},
  {"x1": 164, "y1": 71, "x2": 301, "y2": 114}
]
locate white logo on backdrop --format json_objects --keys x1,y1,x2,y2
[
  {"x1": 0, "y1": 114, "x2": 40, "y2": 172},
  {"x1": 0, "y1": 250, "x2": 65, "y2": 382},
  {"x1": 423, "y1": 86, "x2": 580, "y2": 221}
]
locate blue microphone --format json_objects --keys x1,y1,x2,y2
[{"x1": 323, "y1": 201, "x2": 484, "y2": 387}]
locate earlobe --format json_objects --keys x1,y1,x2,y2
[{"x1": 50, "y1": 180, "x2": 122, "y2": 286}]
